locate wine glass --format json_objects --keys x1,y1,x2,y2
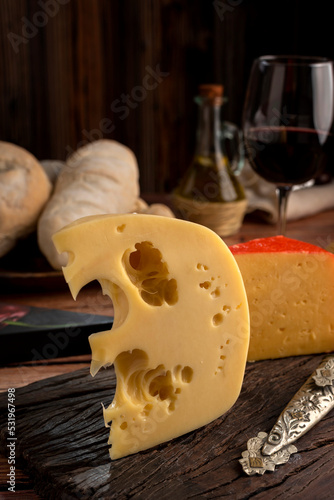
[{"x1": 242, "y1": 55, "x2": 334, "y2": 235}]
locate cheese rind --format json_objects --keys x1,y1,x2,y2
[
  {"x1": 230, "y1": 236, "x2": 334, "y2": 361},
  {"x1": 53, "y1": 214, "x2": 250, "y2": 459}
]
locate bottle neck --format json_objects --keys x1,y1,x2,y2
[{"x1": 195, "y1": 98, "x2": 222, "y2": 159}]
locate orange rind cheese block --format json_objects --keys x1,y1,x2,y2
[
  {"x1": 230, "y1": 235, "x2": 334, "y2": 361},
  {"x1": 53, "y1": 214, "x2": 249, "y2": 459}
]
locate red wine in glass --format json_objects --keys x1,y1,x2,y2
[
  {"x1": 243, "y1": 56, "x2": 334, "y2": 235},
  {"x1": 245, "y1": 126, "x2": 331, "y2": 185}
]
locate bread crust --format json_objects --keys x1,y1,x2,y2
[
  {"x1": 38, "y1": 140, "x2": 140, "y2": 269},
  {"x1": 0, "y1": 141, "x2": 52, "y2": 257}
]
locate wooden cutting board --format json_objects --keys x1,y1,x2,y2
[{"x1": 1, "y1": 355, "x2": 333, "y2": 499}]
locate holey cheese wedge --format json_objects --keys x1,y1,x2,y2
[
  {"x1": 53, "y1": 214, "x2": 249, "y2": 459},
  {"x1": 230, "y1": 236, "x2": 334, "y2": 361}
]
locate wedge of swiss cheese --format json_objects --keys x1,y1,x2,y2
[
  {"x1": 230, "y1": 235, "x2": 334, "y2": 361},
  {"x1": 53, "y1": 214, "x2": 250, "y2": 459}
]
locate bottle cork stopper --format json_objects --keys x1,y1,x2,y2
[{"x1": 198, "y1": 84, "x2": 224, "y2": 98}]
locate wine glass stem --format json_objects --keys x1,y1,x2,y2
[{"x1": 276, "y1": 186, "x2": 292, "y2": 236}]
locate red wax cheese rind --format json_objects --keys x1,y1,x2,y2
[
  {"x1": 230, "y1": 235, "x2": 330, "y2": 255},
  {"x1": 230, "y1": 236, "x2": 334, "y2": 361}
]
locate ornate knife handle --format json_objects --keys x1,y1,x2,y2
[{"x1": 240, "y1": 355, "x2": 334, "y2": 476}]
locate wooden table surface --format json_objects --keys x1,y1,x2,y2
[{"x1": 0, "y1": 208, "x2": 333, "y2": 499}]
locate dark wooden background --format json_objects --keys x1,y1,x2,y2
[{"x1": 1, "y1": 0, "x2": 334, "y2": 193}]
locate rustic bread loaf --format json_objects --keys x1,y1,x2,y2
[
  {"x1": 38, "y1": 140, "x2": 140, "y2": 269},
  {"x1": 133, "y1": 198, "x2": 175, "y2": 217},
  {"x1": 0, "y1": 141, "x2": 52, "y2": 258}
]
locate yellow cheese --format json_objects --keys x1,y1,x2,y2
[
  {"x1": 53, "y1": 214, "x2": 249, "y2": 459},
  {"x1": 230, "y1": 236, "x2": 334, "y2": 361}
]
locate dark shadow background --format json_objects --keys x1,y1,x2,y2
[{"x1": 1, "y1": 0, "x2": 333, "y2": 193}]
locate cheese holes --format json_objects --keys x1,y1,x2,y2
[
  {"x1": 212, "y1": 313, "x2": 223, "y2": 326},
  {"x1": 143, "y1": 404, "x2": 153, "y2": 416},
  {"x1": 197, "y1": 264, "x2": 223, "y2": 297},
  {"x1": 197, "y1": 263, "x2": 209, "y2": 270},
  {"x1": 122, "y1": 241, "x2": 178, "y2": 306},
  {"x1": 113, "y1": 349, "x2": 194, "y2": 425},
  {"x1": 211, "y1": 287, "x2": 221, "y2": 298},
  {"x1": 215, "y1": 342, "x2": 229, "y2": 375},
  {"x1": 212, "y1": 305, "x2": 232, "y2": 326},
  {"x1": 116, "y1": 224, "x2": 126, "y2": 233},
  {"x1": 181, "y1": 366, "x2": 193, "y2": 383},
  {"x1": 148, "y1": 369, "x2": 176, "y2": 402}
]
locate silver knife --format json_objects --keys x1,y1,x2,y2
[{"x1": 239, "y1": 355, "x2": 334, "y2": 475}]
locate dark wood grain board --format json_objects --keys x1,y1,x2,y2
[
  {"x1": 1, "y1": 355, "x2": 334, "y2": 499},
  {"x1": 2, "y1": 1, "x2": 334, "y2": 195}
]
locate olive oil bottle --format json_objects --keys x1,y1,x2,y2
[{"x1": 172, "y1": 84, "x2": 247, "y2": 236}]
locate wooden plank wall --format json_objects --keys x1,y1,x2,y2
[{"x1": 1, "y1": 0, "x2": 333, "y2": 193}]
